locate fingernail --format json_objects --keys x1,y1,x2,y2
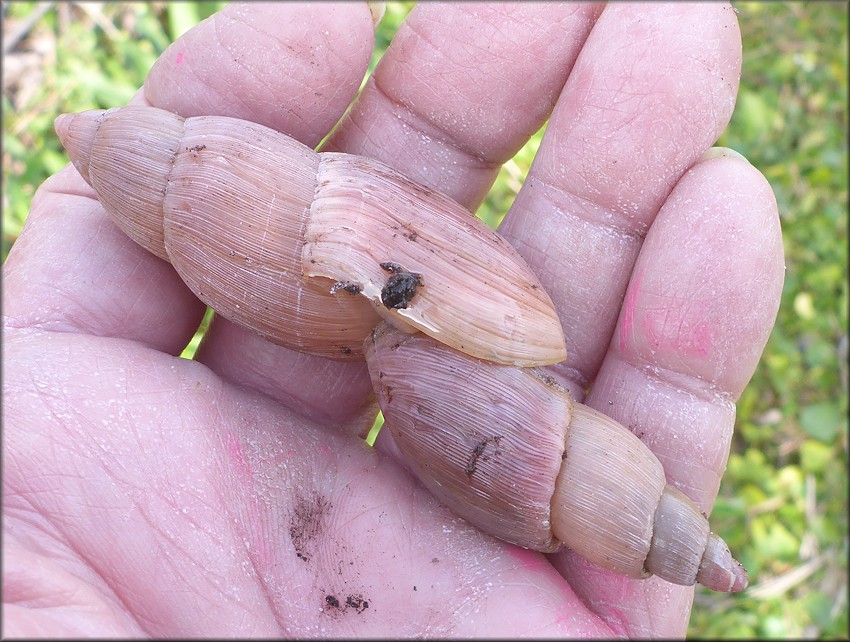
[
  {"x1": 699, "y1": 146, "x2": 751, "y2": 164},
  {"x1": 367, "y1": 2, "x2": 385, "y2": 28}
]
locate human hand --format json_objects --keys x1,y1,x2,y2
[{"x1": 4, "y1": 2, "x2": 783, "y2": 638}]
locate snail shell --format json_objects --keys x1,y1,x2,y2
[
  {"x1": 365, "y1": 323, "x2": 748, "y2": 592},
  {"x1": 54, "y1": 105, "x2": 566, "y2": 366}
]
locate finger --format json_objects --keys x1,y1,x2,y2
[
  {"x1": 194, "y1": 316, "x2": 377, "y2": 433},
  {"x1": 498, "y1": 2, "x2": 742, "y2": 396},
  {"x1": 324, "y1": 1, "x2": 603, "y2": 209},
  {"x1": 138, "y1": 2, "x2": 379, "y2": 427},
  {"x1": 3, "y1": 165, "x2": 206, "y2": 355},
  {"x1": 143, "y1": 1, "x2": 376, "y2": 146},
  {"x1": 550, "y1": 154, "x2": 784, "y2": 636},
  {"x1": 593, "y1": 153, "x2": 784, "y2": 510}
]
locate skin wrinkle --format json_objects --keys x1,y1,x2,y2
[
  {"x1": 7, "y1": 458, "x2": 145, "y2": 635},
  {"x1": 29, "y1": 356, "x2": 237, "y2": 622},
  {"x1": 279, "y1": 49, "x2": 350, "y2": 135},
  {"x1": 5, "y1": 537, "x2": 89, "y2": 618},
  {"x1": 540, "y1": 25, "x2": 737, "y2": 225},
  {"x1": 191, "y1": 13, "x2": 292, "y2": 129},
  {"x1": 446, "y1": 4, "x2": 589, "y2": 125},
  {"x1": 376, "y1": 8, "x2": 578, "y2": 165},
  {"x1": 130, "y1": 508, "x2": 246, "y2": 634},
  {"x1": 214, "y1": 13, "x2": 284, "y2": 107},
  {"x1": 109, "y1": 258, "x2": 150, "y2": 330},
  {"x1": 370, "y1": 75, "x2": 502, "y2": 171},
  {"x1": 232, "y1": 508, "x2": 286, "y2": 634},
  {"x1": 525, "y1": 175, "x2": 647, "y2": 239},
  {"x1": 6, "y1": 199, "x2": 103, "y2": 330},
  {"x1": 290, "y1": 14, "x2": 373, "y2": 142},
  {"x1": 501, "y1": 195, "x2": 638, "y2": 389},
  {"x1": 619, "y1": 352, "x2": 735, "y2": 405},
  {"x1": 136, "y1": 421, "x2": 276, "y2": 633},
  {"x1": 560, "y1": 556, "x2": 690, "y2": 637},
  {"x1": 654, "y1": 450, "x2": 720, "y2": 508},
  {"x1": 437, "y1": 33, "x2": 509, "y2": 91},
  {"x1": 594, "y1": 358, "x2": 734, "y2": 504}
]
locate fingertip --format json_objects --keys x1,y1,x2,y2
[
  {"x1": 143, "y1": 3, "x2": 375, "y2": 146},
  {"x1": 690, "y1": 149, "x2": 783, "y2": 266},
  {"x1": 53, "y1": 113, "x2": 71, "y2": 141},
  {"x1": 624, "y1": 153, "x2": 784, "y2": 395}
]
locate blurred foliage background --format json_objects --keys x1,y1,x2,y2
[{"x1": 3, "y1": 1, "x2": 847, "y2": 638}]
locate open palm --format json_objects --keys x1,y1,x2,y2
[{"x1": 4, "y1": 3, "x2": 783, "y2": 637}]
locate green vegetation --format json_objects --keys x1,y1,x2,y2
[
  {"x1": 3, "y1": 2, "x2": 846, "y2": 637},
  {"x1": 690, "y1": 3, "x2": 848, "y2": 638}
]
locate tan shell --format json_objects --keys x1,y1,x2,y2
[
  {"x1": 365, "y1": 323, "x2": 748, "y2": 593},
  {"x1": 55, "y1": 105, "x2": 566, "y2": 366}
]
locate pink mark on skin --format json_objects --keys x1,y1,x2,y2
[
  {"x1": 270, "y1": 450, "x2": 296, "y2": 464},
  {"x1": 620, "y1": 267, "x2": 714, "y2": 360},
  {"x1": 561, "y1": 552, "x2": 633, "y2": 636},
  {"x1": 175, "y1": 51, "x2": 184, "y2": 65},
  {"x1": 684, "y1": 318, "x2": 713, "y2": 358},
  {"x1": 619, "y1": 268, "x2": 645, "y2": 352},
  {"x1": 224, "y1": 431, "x2": 270, "y2": 565},
  {"x1": 645, "y1": 305, "x2": 714, "y2": 360},
  {"x1": 225, "y1": 430, "x2": 253, "y2": 487},
  {"x1": 578, "y1": 585, "x2": 631, "y2": 636}
]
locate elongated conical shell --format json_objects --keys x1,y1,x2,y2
[
  {"x1": 645, "y1": 485, "x2": 710, "y2": 586},
  {"x1": 56, "y1": 106, "x2": 378, "y2": 358},
  {"x1": 365, "y1": 323, "x2": 748, "y2": 592},
  {"x1": 160, "y1": 113, "x2": 379, "y2": 357},
  {"x1": 65, "y1": 106, "x2": 184, "y2": 261},
  {"x1": 55, "y1": 106, "x2": 566, "y2": 365}
]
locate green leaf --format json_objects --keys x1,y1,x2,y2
[
  {"x1": 366, "y1": 412, "x2": 384, "y2": 447},
  {"x1": 799, "y1": 402, "x2": 844, "y2": 442},
  {"x1": 734, "y1": 89, "x2": 775, "y2": 137},
  {"x1": 800, "y1": 440, "x2": 834, "y2": 474},
  {"x1": 751, "y1": 518, "x2": 800, "y2": 559},
  {"x1": 801, "y1": 590, "x2": 835, "y2": 631},
  {"x1": 762, "y1": 614, "x2": 790, "y2": 638}
]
